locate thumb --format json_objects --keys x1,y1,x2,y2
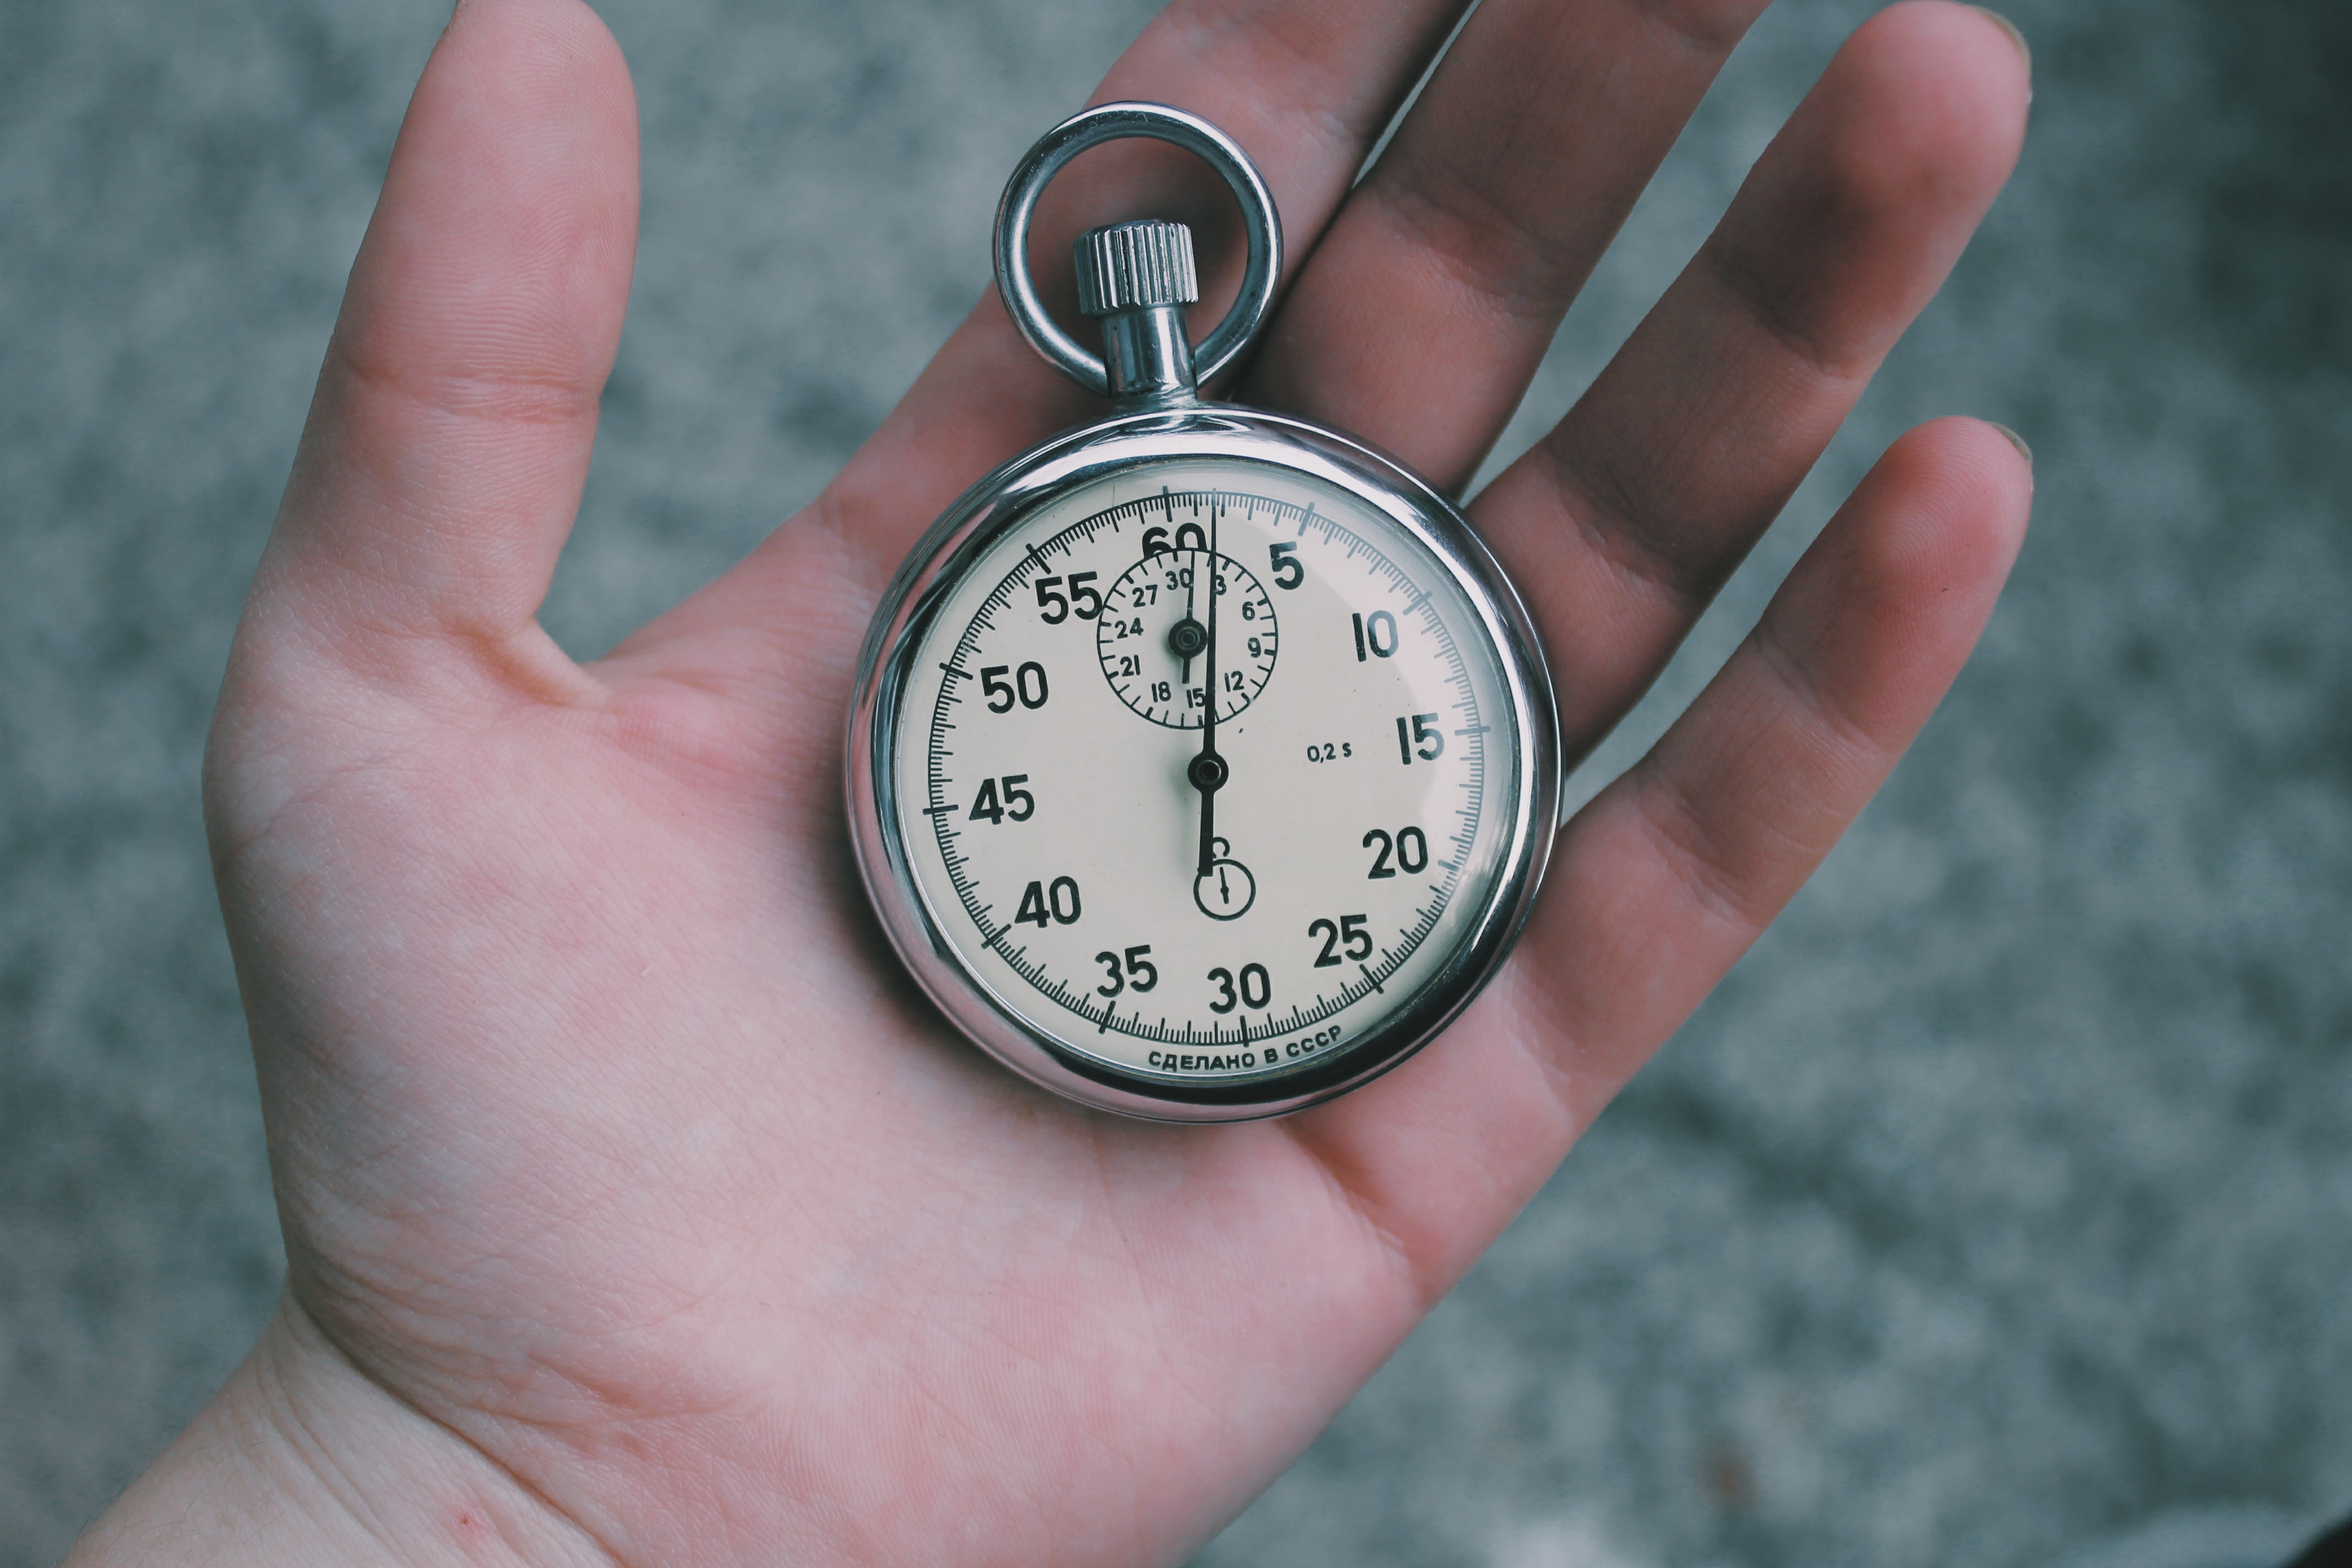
[{"x1": 248, "y1": 0, "x2": 638, "y2": 690}]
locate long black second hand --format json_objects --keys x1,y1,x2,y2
[{"x1": 1196, "y1": 510, "x2": 1220, "y2": 879}]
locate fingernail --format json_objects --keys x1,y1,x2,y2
[
  {"x1": 1967, "y1": 7, "x2": 2032, "y2": 75},
  {"x1": 1989, "y1": 422, "x2": 2033, "y2": 469}
]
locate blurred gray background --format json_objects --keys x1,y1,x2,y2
[{"x1": 3, "y1": 0, "x2": 2348, "y2": 1563}]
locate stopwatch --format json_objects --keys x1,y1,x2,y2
[{"x1": 847, "y1": 103, "x2": 1559, "y2": 1121}]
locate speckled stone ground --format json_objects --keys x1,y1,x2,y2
[{"x1": 3, "y1": 2, "x2": 2348, "y2": 1565}]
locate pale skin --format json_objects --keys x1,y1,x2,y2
[{"x1": 66, "y1": 0, "x2": 2033, "y2": 1562}]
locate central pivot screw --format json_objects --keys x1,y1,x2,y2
[
  {"x1": 1186, "y1": 752, "x2": 1228, "y2": 792},
  {"x1": 1167, "y1": 617, "x2": 1208, "y2": 659}
]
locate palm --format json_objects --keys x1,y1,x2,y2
[{"x1": 199, "y1": 0, "x2": 2032, "y2": 1562}]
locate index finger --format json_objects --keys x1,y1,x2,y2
[{"x1": 675, "y1": 0, "x2": 1472, "y2": 633}]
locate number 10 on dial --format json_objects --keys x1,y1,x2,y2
[{"x1": 846, "y1": 104, "x2": 1557, "y2": 1120}]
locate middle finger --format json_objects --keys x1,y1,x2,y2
[{"x1": 1242, "y1": 0, "x2": 1773, "y2": 493}]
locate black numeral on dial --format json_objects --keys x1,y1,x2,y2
[
  {"x1": 1309, "y1": 915, "x2": 1372, "y2": 967},
  {"x1": 1362, "y1": 826, "x2": 1428, "y2": 878},
  {"x1": 1032, "y1": 572, "x2": 1102, "y2": 624},
  {"x1": 1207, "y1": 963, "x2": 1271, "y2": 1012},
  {"x1": 1015, "y1": 876, "x2": 1082, "y2": 928},
  {"x1": 966, "y1": 775, "x2": 1035, "y2": 824},
  {"x1": 1351, "y1": 610, "x2": 1398, "y2": 661},
  {"x1": 983, "y1": 662, "x2": 1050, "y2": 712},
  {"x1": 1094, "y1": 945, "x2": 1159, "y2": 998}
]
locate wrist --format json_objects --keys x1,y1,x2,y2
[{"x1": 65, "y1": 1294, "x2": 614, "y2": 1568}]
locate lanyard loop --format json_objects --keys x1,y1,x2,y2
[{"x1": 993, "y1": 102, "x2": 1283, "y2": 399}]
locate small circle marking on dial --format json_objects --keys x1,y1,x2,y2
[{"x1": 1096, "y1": 548, "x2": 1278, "y2": 727}]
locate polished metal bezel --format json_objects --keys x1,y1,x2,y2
[{"x1": 846, "y1": 406, "x2": 1559, "y2": 1122}]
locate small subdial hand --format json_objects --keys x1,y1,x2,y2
[{"x1": 1168, "y1": 612, "x2": 1206, "y2": 688}]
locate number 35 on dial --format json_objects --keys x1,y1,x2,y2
[{"x1": 852, "y1": 441, "x2": 1556, "y2": 1121}]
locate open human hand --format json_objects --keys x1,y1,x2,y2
[{"x1": 70, "y1": 1, "x2": 2031, "y2": 1563}]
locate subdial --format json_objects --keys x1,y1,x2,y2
[{"x1": 1095, "y1": 549, "x2": 1278, "y2": 727}]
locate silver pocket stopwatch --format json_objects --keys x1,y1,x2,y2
[{"x1": 848, "y1": 103, "x2": 1558, "y2": 1121}]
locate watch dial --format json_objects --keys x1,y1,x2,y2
[{"x1": 890, "y1": 456, "x2": 1521, "y2": 1092}]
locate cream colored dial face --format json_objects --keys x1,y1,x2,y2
[{"x1": 891, "y1": 458, "x2": 1517, "y2": 1087}]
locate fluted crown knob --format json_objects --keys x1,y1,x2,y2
[{"x1": 1073, "y1": 220, "x2": 1199, "y2": 318}]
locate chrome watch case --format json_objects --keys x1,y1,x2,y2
[{"x1": 843, "y1": 103, "x2": 1559, "y2": 1121}]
